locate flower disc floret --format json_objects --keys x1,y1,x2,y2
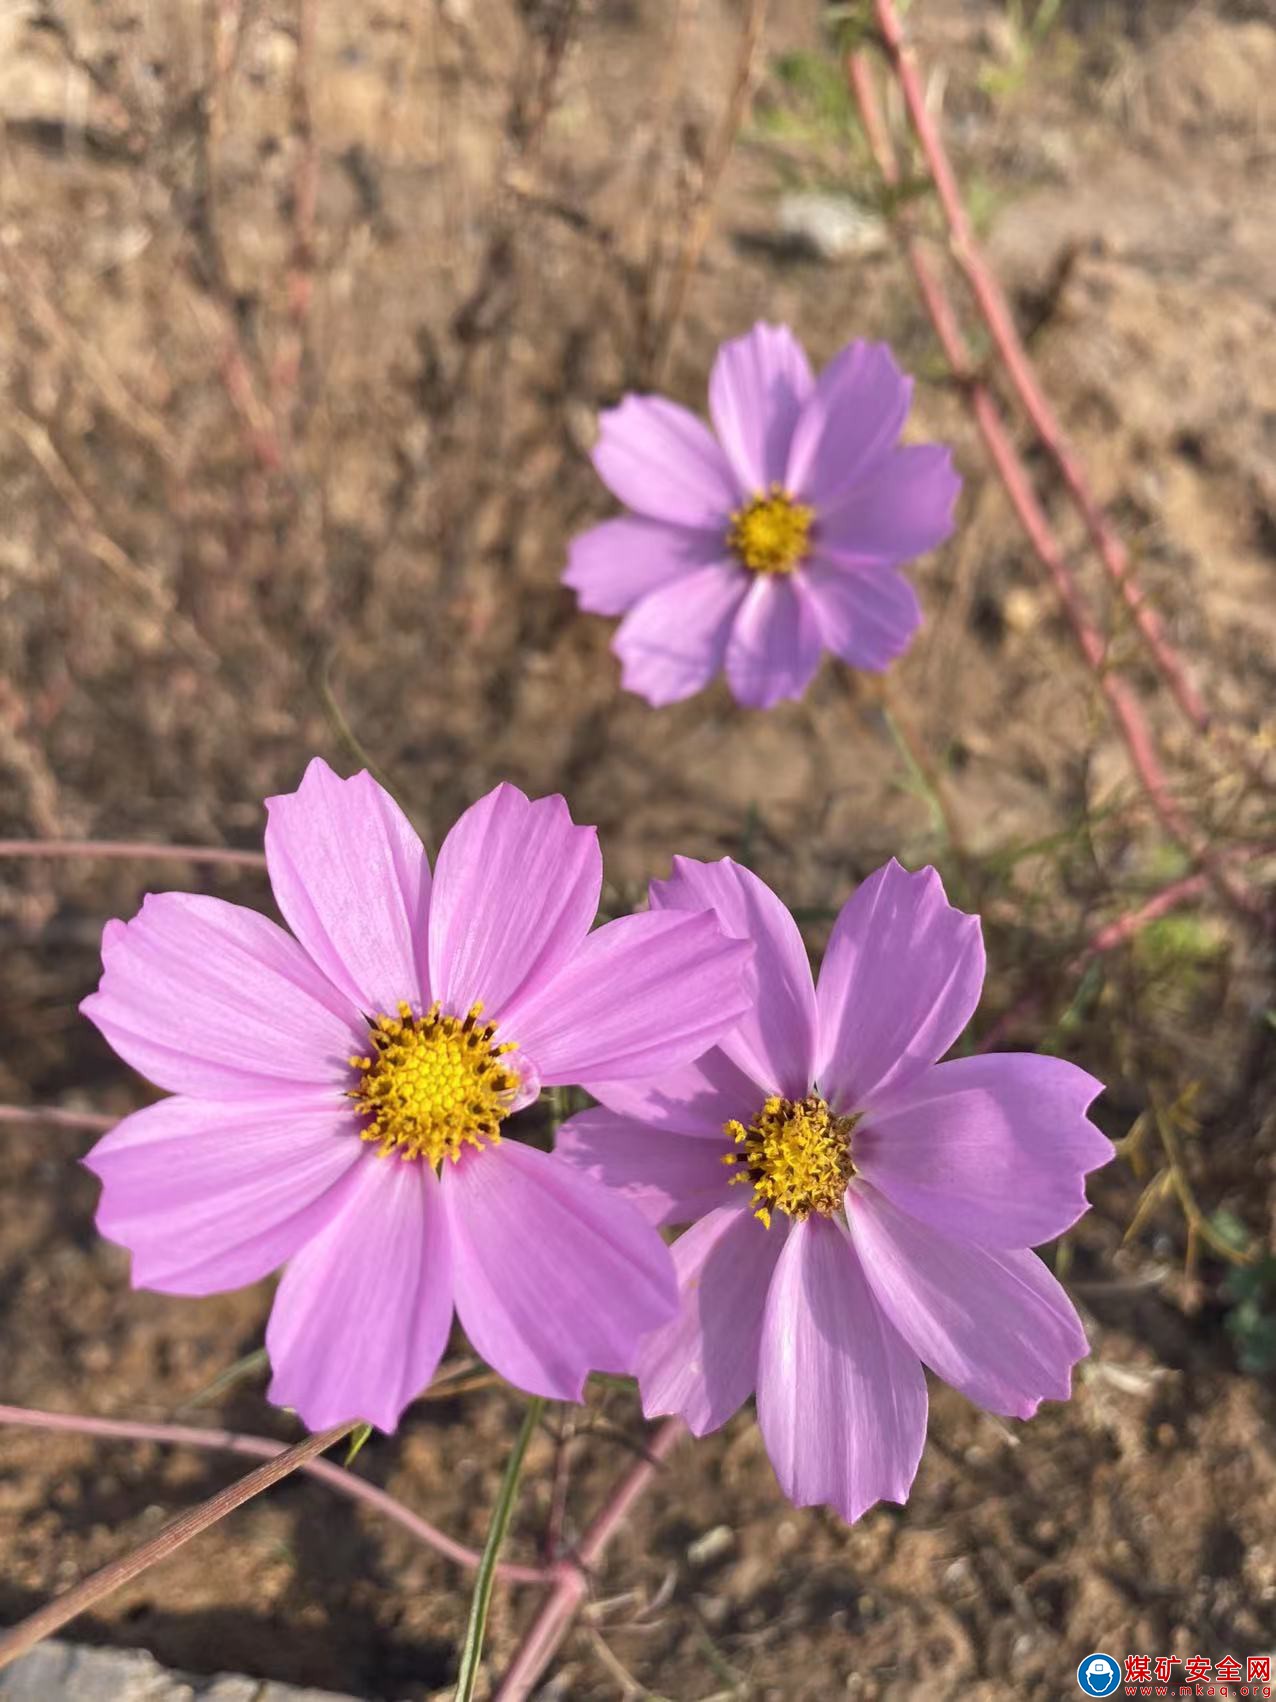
[
  {"x1": 723, "y1": 1092, "x2": 858, "y2": 1228},
  {"x1": 350, "y1": 1000, "x2": 519, "y2": 1165},
  {"x1": 726, "y1": 486, "x2": 813, "y2": 575}
]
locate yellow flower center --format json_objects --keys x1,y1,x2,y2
[
  {"x1": 726, "y1": 486, "x2": 814, "y2": 575},
  {"x1": 349, "y1": 1001, "x2": 519, "y2": 1166},
  {"x1": 723, "y1": 1093, "x2": 858, "y2": 1229}
]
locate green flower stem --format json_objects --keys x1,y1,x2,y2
[{"x1": 454, "y1": 1396, "x2": 545, "y2": 1701}]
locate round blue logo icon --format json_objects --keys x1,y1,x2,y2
[{"x1": 1077, "y1": 1654, "x2": 1121, "y2": 1696}]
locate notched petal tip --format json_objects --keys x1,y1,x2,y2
[{"x1": 264, "y1": 753, "x2": 345, "y2": 811}]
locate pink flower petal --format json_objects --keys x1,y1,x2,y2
[
  {"x1": 264, "y1": 758, "x2": 431, "y2": 1017},
  {"x1": 724, "y1": 575, "x2": 823, "y2": 708},
  {"x1": 803, "y1": 558, "x2": 922, "y2": 673},
  {"x1": 501, "y1": 909, "x2": 754, "y2": 1084},
  {"x1": 428, "y1": 784, "x2": 601, "y2": 1022},
  {"x1": 815, "y1": 860, "x2": 984, "y2": 1109},
  {"x1": 818, "y1": 445, "x2": 961, "y2": 562},
  {"x1": 585, "y1": 1046, "x2": 760, "y2": 1137},
  {"x1": 650, "y1": 856, "x2": 816, "y2": 1099},
  {"x1": 267, "y1": 1154, "x2": 454, "y2": 1433},
  {"x1": 756, "y1": 1215, "x2": 927, "y2": 1522},
  {"x1": 443, "y1": 1141, "x2": 676, "y2": 1401},
  {"x1": 785, "y1": 342, "x2": 912, "y2": 514},
  {"x1": 555, "y1": 1107, "x2": 732, "y2": 1225},
  {"x1": 708, "y1": 322, "x2": 814, "y2": 492},
  {"x1": 593, "y1": 395, "x2": 741, "y2": 526},
  {"x1": 849, "y1": 1183, "x2": 1090, "y2": 1419},
  {"x1": 613, "y1": 562, "x2": 747, "y2": 707},
  {"x1": 81, "y1": 894, "x2": 364, "y2": 1100},
  {"x1": 637, "y1": 1203, "x2": 783, "y2": 1435},
  {"x1": 564, "y1": 517, "x2": 727, "y2": 616},
  {"x1": 856, "y1": 1054, "x2": 1111, "y2": 1249},
  {"x1": 86, "y1": 1094, "x2": 361, "y2": 1296}
]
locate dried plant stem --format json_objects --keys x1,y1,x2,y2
[
  {"x1": 7, "y1": 410, "x2": 216, "y2": 670},
  {"x1": 866, "y1": 0, "x2": 1219, "y2": 750},
  {"x1": 845, "y1": 52, "x2": 1262, "y2": 923},
  {"x1": 190, "y1": 0, "x2": 287, "y2": 478},
  {"x1": 0, "y1": 1404, "x2": 549, "y2": 1587},
  {"x1": 495, "y1": 1418, "x2": 687, "y2": 1702},
  {"x1": 0, "y1": 242, "x2": 176, "y2": 466},
  {"x1": 1152, "y1": 1103, "x2": 1254, "y2": 1266},
  {"x1": 0, "y1": 838, "x2": 265, "y2": 868},
  {"x1": 0, "y1": 1421, "x2": 356, "y2": 1671},
  {"x1": 647, "y1": 0, "x2": 768, "y2": 381},
  {"x1": 271, "y1": 0, "x2": 319, "y2": 426}
]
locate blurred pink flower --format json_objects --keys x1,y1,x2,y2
[
  {"x1": 565, "y1": 322, "x2": 960, "y2": 708},
  {"x1": 82, "y1": 759, "x2": 755, "y2": 1433},
  {"x1": 558, "y1": 857, "x2": 1111, "y2": 1523}
]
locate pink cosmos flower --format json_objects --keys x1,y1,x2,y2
[
  {"x1": 557, "y1": 857, "x2": 1111, "y2": 1523},
  {"x1": 81, "y1": 760, "x2": 755, "y2": 1433},
  {"x1": 565, "y1": 321, "x2": 960, "y2": 709}
]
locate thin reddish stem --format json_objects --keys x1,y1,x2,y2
[
  {"x1": 0, "y1": 838, "x2": 265, "y2": 868},
  {"x1": 0, "y1": 1105, "x2": 115, "y2": 1132},
  {"x1": 845, "y1": 53, "x2": 1263, "y2": 923},
  {"x1": 868, "y1": 0, "x2": 1218, "y2": 747},
  {"x1": 975, "y1": 843, "x2": 1274, "y2": 1050},
  {"x1": 0, "y1": 1404, "x2": 549, "y2": 1587},
  {"x1": 496, "y1": 1418, "x2": 687, "y2": 1701},
  {"x1": 1079, "y1": 873, "x2": 1209, "y2": 957},
  {"x1": 0, "y1": 1421, "x2": 355, "y2": 1671}
]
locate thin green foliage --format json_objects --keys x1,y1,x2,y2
[
  {"x1": 1224, "y1": 1254, "x2": 1276, "y2": 1374},
  {"x1": 454, "y1": 1396, "x2": 545, "y2": 1702},
  {"x1": 172, "y1": 1347, "x2": 269, "y2": 1415},
  {"x1": 344, "y1": 1423, "x2": 374, "y2": 1468},
  {"x1": 978, "y1": 0, "x2": 1067, "y2": 101}
]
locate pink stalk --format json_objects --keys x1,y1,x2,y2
[
  {"x1": 0, "y1": 838, "x2": 265, "y2": 868},
  {"x1": 975, "y1": 842, "x2": 1274, "y2": 1050},
  {"x1": 867, "y1": 0, "x2": 1217, "y2": 744},
  {"x1": 495, "y1": 1418, "x2": 687, "y2": 1701},
  {"x1": 1079, "y1": 872, "x2": 1211, "y2": 957},
  {"x1": 0, "y1": 1404, "x2": 548, "y2": 1587},
  {"x1": 845, "y1": 54, "x2": 1263, "y2": 923},
  {"x1": 0, "y1": 1105, "x2": 115, "y2": 1132},
  {"x1": 975, "y1": 876, "x2": 1211, "y2": 1052}
]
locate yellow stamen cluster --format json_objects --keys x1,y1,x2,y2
[
  {"x1": 726, "y1": 486, "x2": 814, "y2": 575},
  {"x1": 349, "y1": 1001, "x2": 518, "y2": 1166},
  {"x1": 723, "y1": 1093, "x2": 857, "y2": 1229}
]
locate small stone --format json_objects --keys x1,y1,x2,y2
[
  {"x1": 0, "y1": 1640, "x2": 365, "y2": 1702},
  {"x1": 687, "y1": 1523, "x2": 735, "y2": 1567},
  {"x1": 1003, "y1": 586, "x2": 1042, "y2": 633},
  {"x1": 776, "y1": 193, "x2": 887, "y2": 262}
]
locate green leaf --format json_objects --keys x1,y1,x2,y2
[
  {"x1": 1225, "y1": 1254, "x2": 1276, "y2": 1304},
  {"x1": 453, "y1": 1396, "x2": 544, "y2": 1701},
  {"x1": 344, "y1": 1422, "x2": 374, "y2": 1467},
  {"x1": 1209, "y1": 1209, "x2": 1251, "y2": 1255}
]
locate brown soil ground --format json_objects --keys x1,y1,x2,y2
[{"x1": 1, "y1": 1, "x2": 1274, "y2": 1697}]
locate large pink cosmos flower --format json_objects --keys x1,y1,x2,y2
[
  {"x1": 81, "y1": 761, "x2": 755, "y2": 1433},
  {"x1": 558, "y1": 857, "x2": 1111, "y2": 1523},
  {"x1": 565, "y1": 322, "x2": 960, "y2": 709}
]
